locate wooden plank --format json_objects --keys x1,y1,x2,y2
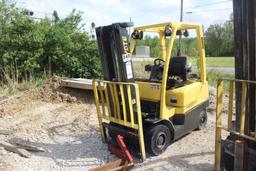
[
  {"x1": 88, "y1": 159, "x2": 133, "y2": 171},
  {"x1": 15, "y1": 141, "x2": 45, "y2": 152},
  {"x1": 0, "y1": 141, "x2": 31, "y2": 158},
  {"x1": 60, "y1": 78, "x2": 93, "y2": 90}
]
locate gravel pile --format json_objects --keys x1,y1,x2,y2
[{"x1": 0, "y1": 82, "x2": 229, "y2": 171}]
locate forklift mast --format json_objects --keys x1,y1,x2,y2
[
  {"x1": 96, "y1": 22, "x2": 134, "y2": 82},
  {"x1": 233, "y1": 0, "x2": 256, "y2": 168},
  {"x1": 95, "y1": 22, "x2": 138, "y2": 123},
  {"x1": 215, "y1": 0, "x2": 256, "y2": 170},
  {"x1": 233, "y1": 0, "x2": 256, "y2": 134}
]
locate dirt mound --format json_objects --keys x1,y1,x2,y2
[
  {"x1": 26, "y1": 76, "x2": 94, "y2": 103},
  {"x1": 32, "y1": 76, "x2": 77, "y2": 103},
  {"x1": 0, "y1": 76, "x2": 94, "y2": 118}
]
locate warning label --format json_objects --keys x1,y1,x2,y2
[{"x1": 125, "y1": 61, "x2": 133, "y2": 79}]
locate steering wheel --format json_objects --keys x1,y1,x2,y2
[{"x1": 154, "y1": 58, "x2": 165, "y2": 65}]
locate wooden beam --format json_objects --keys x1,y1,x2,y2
[
  {"x1": 15, "y1": 141, "x2": 45, "y2": 152},
  {"x1": 0, "y1": 141, "x2": 31, "y2": 158},
  {"x1": 61, "y1": 78, "x2": 93, "y2": 90}
]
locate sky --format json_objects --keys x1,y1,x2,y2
[{"x1": 16, "y1": 0, "x2": 233, "y2": 31}]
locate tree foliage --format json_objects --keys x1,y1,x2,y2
[
  {"x1": 205, "y1": 14, "x2": 234, "y2": 57},
  {"x1": 136, "y1": 35, "x2": 200, "y2": 58},
  {"x1": 0, "y1": 1, "x2": 101, "y2": 83}
]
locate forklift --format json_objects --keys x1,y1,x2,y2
[{"x1": 93, "y1": 21, "x2": 209, "y2": 160}]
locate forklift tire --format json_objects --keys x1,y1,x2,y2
[
  {"x1": 197, "y1": 110, "x2": 208, "y2": 130},
  {"x1": 145, "y1": 124, "x2": 171, "y2": 156}
]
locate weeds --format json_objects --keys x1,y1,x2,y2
[
  {"x1": 0, "y1": 76, "x2": 49, "y2": 96},
  {"x1": 207, "y1": 71, "x2": 234, "y2": 91}
]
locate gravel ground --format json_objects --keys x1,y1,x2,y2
[
  {"x1": 0, "y1": 95, "x2": 7, "y2": 102},
  {"x1": 0, "y1": 80, "x2": 229, "y2": 171}
]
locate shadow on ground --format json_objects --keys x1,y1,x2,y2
[{"x1": 133, "y1": 151, "x2": 214, "y2": 171}]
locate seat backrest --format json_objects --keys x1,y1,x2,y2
[{"x1": 168, "y1": 56, "x2": 188, "y2": 81}]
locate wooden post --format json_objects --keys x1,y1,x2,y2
[
  {"x1": 215, "y1": 80, "x2": 223, "y2": 171},
  {"x1": 234, "y1": 140, "x2": 248, "y2": 171}
]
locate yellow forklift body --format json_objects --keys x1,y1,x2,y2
[
  {"x1": 137, "y1": 81, "x2": 208, "y2": 118},
  {"x1": 166, "y1": 82, "x2": 208, "y2": 108},
  {"x1": 94, "y1": 21, "x2": 209, "y2": 159},
  {"x1": 136, "y1": 81, "x2": 161, "y2": 102}
]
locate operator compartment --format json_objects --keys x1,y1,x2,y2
[
  {"x1": 135, "y1": 55, "x2": 208, "y2": 113},
  {"x1": 135, "y1": 55, "x2": 200, "y2": 104},
  {"x1": 165, "y1": 56, "x2": 208, "y2": 108}
]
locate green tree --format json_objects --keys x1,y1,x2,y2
[
  {"x1": 0, "y1": 1, "x2": 101, "y2": 83},
  {"x1": 205, "y1": 24, "x2": 225, "y2": 56},
  {"x1": 205, "y1": 13, "x2": 234, "y2": 57}
]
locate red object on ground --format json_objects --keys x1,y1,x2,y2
[
  {"x1": 107, "y1": 135, "x2": 133, "y2": 163},
  {"x1": 117, "y1": 135, "x2": 133, "y2": 163},
  {"x1": 108, "y1": 144, "x2": 124, "y2": 159},
  {"x1": 89, "y1": 135, "x2": 134, "y2": 171}
]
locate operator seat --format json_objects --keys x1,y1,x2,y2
[
  {"x1": 148, "y1": 64, "x2": 163, "y2": 82},
  {"x1": 167, "y1": 56, "x2": 191, "y2": 88}
]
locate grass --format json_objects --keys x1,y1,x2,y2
[
  {"x1": 133, "y1": 62, "x2": 150, "y2": 79},
  {"x1": 134, "y1": 56, "x2": 234, "y2": 68},
  {"x1": 207, "y1": 71, "x2": 234, "y2": 91},
  {"x1": 0, "y1": 76, "x2": 49, "y2": 96},
  {"x1": 205, "y1": 57, "x2": 234, "y2": 68},
  {"x1": 191, "y1": 57, "x2": 234, "y2": 68}
]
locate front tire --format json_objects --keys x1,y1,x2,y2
[
  {"x1": 145, "y1": 124, "x2": 171, "y2": 156},
  {"x1": 197, "y1": 110, "x2": 208, "y2": 130}
]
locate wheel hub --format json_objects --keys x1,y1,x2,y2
[
  {"x1": 201, "y1": 114, "x2": 206, "y2": 124},
  {"x1": 156, "y1": 134, "x2": 165, "y2": 148}
]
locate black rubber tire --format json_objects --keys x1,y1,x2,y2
[
  {"x1": 197, "y1": 110, "x2": 208, "y2": 130},
  {"x1": 145, "y1": 124, "x2": 171, "y2": 156}
]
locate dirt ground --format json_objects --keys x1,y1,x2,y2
[{"x1": 0, "y1": 77, "x2": 228, "y2": 171}]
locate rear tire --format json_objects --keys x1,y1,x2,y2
[
  {"x1": 145, "y1": 124, "x2": 171, "y2": 156},
  {"x1": 197, "y1": 110, "x2": 208, "y2": 130}
]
